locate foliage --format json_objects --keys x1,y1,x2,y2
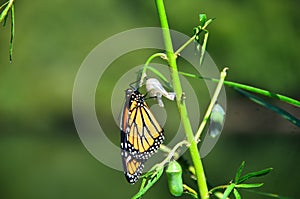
[
  {"x1": 126, "y1": 0, "x2": 298, "y2": 199},
  {"x1": 0, "y1": 0, "x2": 298, "y2": 199},
  {"x1": 0, "y1": 0, "x2": 14, "y2": 61}
]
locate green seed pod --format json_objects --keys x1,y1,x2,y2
[{"x1": 166, "y1": 160, "x2": 183, "y2": 196}]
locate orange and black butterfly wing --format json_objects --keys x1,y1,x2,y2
[
  {"x1": 120, "y1": 89, "x2": 164, "y2": 184},
  {"x1": 127, "y1": 100, "x2": 164, "y2": 159},
  {"x1": 120, "y1": 89, "x2": 143, "y2": 183},
  {"x1": 121, "y1": 150, "x2": 145, "y2": 184}
]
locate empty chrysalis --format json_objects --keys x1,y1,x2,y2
[
  {"x1": 209, "y1": 103, "x2": 225, "y2": 138},
  {"x1": 145, "y1": 78, "x2": 175, "y2": 107}
]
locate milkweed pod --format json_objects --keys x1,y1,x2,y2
[
  {"x1": 166, "y1": 160, "x2": 183, "y2": 196},
  {"x1": 209, "y1": 104, "x2": 225, "y2": 138}
]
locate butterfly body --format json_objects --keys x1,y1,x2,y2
[{"x1": 120, "y1": 89, "x2": 164, "y2": 184}]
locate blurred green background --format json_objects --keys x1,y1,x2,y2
[{"x1": 0, "y1": 0, "x2": 299, "y2": 198}]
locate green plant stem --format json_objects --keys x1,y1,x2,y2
[
  {"x1": 178, "y1": 71, "x2": 300, "y2": 107},
  {"x1": 155, "y1": 0, "x2": 209, "y2": 198},
  {"x1": 199, "y1": 30, "x2": 209, "y2": 66},
  {"x1": 139, "y1": 52, "x2": 166, "y2": 87},
  {"x1": 174, "y1": 18, "x2": 213, "y2": 56},
  {"x1": 236, "y1": 88, "x2": 300, "y2": 127},
  {"x1": 158, "y1": 140, "x2": 189, "y2": 167},
  {"x1": 221, "y1": 80, "x2": 300, "y2": 107},
  {"x1": 183, "y1": 184, "x2": 199, "y2": 198},
  {"x1": 209, "y1": 184, "x2": 229, "y2": 194},
  {"x1": 159, "y1": 144, "x2": 181, "y2": 160},
  {"x1": 175, "y1": 35, "x2": 196, "y2": 55},
  {"x1": 194, "y1": 67, "x2": 228, "y2": 142}
]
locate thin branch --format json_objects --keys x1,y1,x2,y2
[{"x1": 195, "y1": 67, "x2": 228, "y2": 142}]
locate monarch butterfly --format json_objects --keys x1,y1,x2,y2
[{"x1": 120, "y1": 88, "x2": 164, "y2": 184}]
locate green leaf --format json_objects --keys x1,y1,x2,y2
[
  {"x1": 222, "y1": 183, "x2": 235, "y2": 199},
  {"x1": 131, "y1": 166, "x2": 164, "y2": 199},
  {"x1": 245, "y1": 189, "x2": 294, "y2": 199},
  {"x1": 0, "y1": 1, "x2": 9, "y2": 11},
  {"x1": 235, "y1": 88, "x2": 300, "y2": 127},
  {"x1": 199, "y1": 14, "x2": 207, "y2": 26},
  {"x1": 234, "y1": 161, "x2": 245, "y2": 183},
  {"x1": 183, "y1": 184, "x2": 198, "y2": 199},
  {"x1": 228, "y1": 83, "x2": 300, "y2": 108},
  {"x1": 0, "y1": 1, "x2": 15, "y2": 61},
  {"x1": 184, "y1": 191, "x2": 198, "y2": 199},
  {"x1": 238, "y1": 168, "x2": 273, "y2": 184},
  {"x1": 9, "y1": 3, "x2": 14, "y2": 62},
  {"x1": 199, "y1": 30, "x2": 208, "y2": 66},
  {"x1": 213, "y1": 192, "x2": 229, "y2": 199},
  {"x1": 233, "y1": 189, "x2": 241, "y2": 199},
  {"x1": 0, "y1": 1, "x2": 11, "y2": 22},
  {"x1": 177, "y1": 71, "x2": 300, "y2": 107},
  {"x1": 2, "y1": 10, "x2": 8, "y2": 26},
  {"x1": 235, "y1": 183, "x2": 264, "y2": 189}
]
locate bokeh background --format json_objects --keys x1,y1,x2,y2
[{"x1": 0, "y1": 0, "x2": 299, "y2": 198}]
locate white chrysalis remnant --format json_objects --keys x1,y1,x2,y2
[
  {"x1": 209, "y1": 104, "x2": 225, "y2": 138},
  {"x1": 146, "y1": 78, "x2": 176, "y2": 107}
]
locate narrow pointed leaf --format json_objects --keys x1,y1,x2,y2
[
  {"x1": 233, "y1": 189, "x2": 241, "y2": 199},
  {"x1": 235, "y1": 183, "x2": 264, "y2": 189},
  {"x1": 245, "y1": 189, "x2": 293, "y2": 199},
  {"x1": 235, "y1": 161, "x2": 245, "y2": 183},
  {"x1": 222, "y1": 183, "x2": 235, "y2": 199},
  {"x1": 213, "y1": 192, "x2": 230, "y2": 199},
  {"x1": 183, "y1": 184, "x2": 198, "y2": 199},
  {"x1": 2, "y1": 10, "x2": 8, "y2": 26},
  {"x1": 132, "y1": 166, "x2": 164, "y2": 199},
  {"x1": 235, "y1": 88, "x2": 300, "y2": 127},
  {"x1": 0, "y1": 1, "x2": 11, "y2": 22},
  {"x1": 9, "y1": 3, "x2": 14, "y2": 62},
  {"x1": 184, "y1": 191, "x2": 198, "y2": 199},
  {"x1": 177, "y1": 71, "x2": 300, "y2": 107},
  {"x1": 238, "y1": 168, "x2": 273, "y2": 184},
  {"x1": 199, "y1": 31, "x2": 209, "y2": 66},
  {"x1": 0, "y1": 1, "x2": 9, "y2": 11}
]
